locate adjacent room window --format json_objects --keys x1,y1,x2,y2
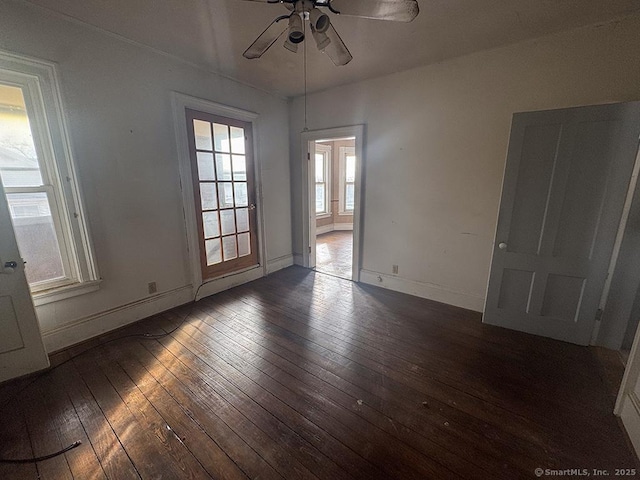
[
  {"x1": 315, "y1": 144, "x2": 331, "y2": 216},
  {"x1": 0, "y1": 54, "x2": 98, "y2": 301},
  {"x1": 339, "y1": 146, "x2": 356, "y2": 213},
  {"x1": 186, "y1": 109, "x2": 259, "y2": 280}
]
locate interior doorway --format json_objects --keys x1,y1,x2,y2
[
  {"x1": 301, "y1": 125, "x2": 364, "y2": 282},
  {"x1": 313, "y1": 137, "x2": 355, "y2": 279}
]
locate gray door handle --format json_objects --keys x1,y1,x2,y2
[{"x1": 2, "y1": 261, "x2": 17, "y2": 274}]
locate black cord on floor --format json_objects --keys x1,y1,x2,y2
[
  {"x1": 0, "y1": 282, "x2": 207, "y2": 464},
  {"x1": 0, "y1": 441, "x2": 82, "y2": 464}
]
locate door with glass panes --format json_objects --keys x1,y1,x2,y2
[{"x1": 186, "y1": 110, "x2": 259, "y2": 280}]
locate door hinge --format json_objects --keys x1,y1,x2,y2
[
  {"x1": 595, "y1": 308, "x2": 603, "y2": 322},
  {"x1": 309, "y1": 246, "x2": 312, "y2": 253},
  {"x1": 307, "y1": 152, "x2": 310, "y2": 160}
]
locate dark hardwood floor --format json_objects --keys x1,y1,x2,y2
[
  {"x1": 315, "y1": 231, "x2": 352, "y2": 280},
  {"x1": 0, "y1": 266, "x2": 637, "y2": 479}
]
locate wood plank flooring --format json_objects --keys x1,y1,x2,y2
[
  {"x1": 0, "y1": 266, "x2": 637, "y2": 479},
  {"x1": 315, "y1": 231, "x2": 352, "y2": 280}
]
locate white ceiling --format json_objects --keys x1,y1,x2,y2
[{"x1": 26, "y1": 0, "x2": 640, "y2": 97}]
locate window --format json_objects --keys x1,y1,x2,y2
[
  {"x1": 314, "y1": 144, "x2": 331, "y2": 216},
  {"x1": 186, "y1": 109, "x2": 259, "y2": 280},
  {"x1": 0, "y1": 53, "x2": 98, "y2": 303},
  {"x1": 339, "y1": 146, "x2": 356, "y2": 214}
]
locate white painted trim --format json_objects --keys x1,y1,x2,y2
[
  {"x1": 42, "y1": 285, "x2": 193, "y2": 352},
  {"x1": 333, "y1": 223, "x2": 354, "y2": 231},
  {"x1": 315, "y1": 224, "x2": 334, "y2": 235},
  {"x1": 33, "y1": 279, "x2": 101, "y2": 306},
  {"x1": 42, "y1": 252, "x2": 293, "y2": 352},
  {"x1": 170, "y1": 92, "x2": 267, "y2": 292},
  {"x1": 315, "y1": 223, "x2": 354, "y2": 235},
  {"x1": 266, "y1": 254, "x2": 294, "y2": 274},
  {"x1": 315, "y1": 143, "x2": 332, "y2": 217},
  {"x1": 612, "y1": 252, "x2": 640, "y2": 456},
  {"x1": 195, "y1": 267, "x2": 263, "y2": 301},
  {"x1": 616, "y1": 308, "x2": 640, "y2": 415},
  {"x1": 338, "y1": 145, "x2": 356, "y2": 215},
  {"x1": 0, "y1": 49, "x2": 99, "y2": 289},
  {"x1": 619, "y1": 393, "x2": 640, "y2": 457},
  {"x1": 293, "y1": 253, "x2": 304, "y2": 266},
  {"x1": 360, "y1": 269, "x2": 485, "y2": 312},
  {"x1": 301, "y1": 125, "x2": 364, "y2": 282}
]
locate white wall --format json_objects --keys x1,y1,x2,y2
[
  {"x1": 290, "y1": 14, "x2": 640, "y2": 311},
  {"x1": 1, "y1": 0, "x2": 292, "y2": 350}
]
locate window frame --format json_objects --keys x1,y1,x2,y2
[
  {"x1": 339, "y1": 146, "x2": 356, "y2": 214},
  {"x1": 314, "y1": 143, "x2": 331, "y2": 217},
  {"x1": 0, "y1": 51, "x2": 99, "y2": 305}
]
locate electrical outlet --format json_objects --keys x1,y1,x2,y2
[
  {"x1": 148, "y1": 282, "x2": 157, "y2": 294},
  {"x1": 392, "y1": 265, "x2": 399, "y2": 274}
]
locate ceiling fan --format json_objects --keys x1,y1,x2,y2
[{"x1": 241, "y1": 0, "x2": 420, "y2": 66}]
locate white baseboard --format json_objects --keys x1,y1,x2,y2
[
  {"x1": 42, "y1": 285, "x2": 193, "y2": 352},
  {"x1": 196, "y1": 266, "x2": 264, "y2": 301},
  {"x1": 334, "y1": 223, "x2": 353, "y2": 231},
  {"x1": 42, "y1": 254, "x2": 296, "y2": 353},
  {"x1": 316, "y1": 224, "x2": 334, "y2": 235},
  {"x1": 359, "y1": 269, "x2": 484, "y2": 312},
  {"x1": 620, "y1": 393, "x2": 640, "y2": 457},
  {"x1": 266, "y1": 254, "x2": 294, "y2": 274},
  {"x1": 315, "y1": 223, "x2": 354, "y2": 235}
]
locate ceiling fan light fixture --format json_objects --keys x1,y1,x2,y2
[
  {"x1": 283, "y1": 38, "x2": 299, "y2": 53},
  {"x1": 311, "y1": 25, "x2": 331, "y2": 51},
  {"x1": 288, "y1": 13, "x2": 305, "y2": 44},
  {"x1": 309, "y1": 7, "x2": 330, "y2": 34}
]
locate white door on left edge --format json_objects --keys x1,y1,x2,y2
[{"x1": 0, "y1": 182, "x2": 49, "y2": 382}]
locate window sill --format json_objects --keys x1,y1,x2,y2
[
  {"x1": 32, "y1": 279, "x2": 102, "y2": 307},
  {"x1": 316, "y1": 213, "x2": 332, "y2": 219},
  {"x1": 338, "y1": 212, "x2": 354, "y2": 216}
]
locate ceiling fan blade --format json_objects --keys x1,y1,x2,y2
[
  {"x1": 243, "y1": 15, "x2": 289, "y2": 59},
  {"x1": 328, "y1": 0, "x2": 419, "y2": 22},
  {"x1": 322, "y1": 24, "x2": 352, "y2": 66}
]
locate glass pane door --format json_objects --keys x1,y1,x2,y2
[{"x1": 186, "y1": 110, "x2": 258, "y2": 280}]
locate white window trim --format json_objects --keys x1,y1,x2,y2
[
  {"x1": 0, "y1": 50, "x2": 100, "y2": 305},
  {"x1": 339, "y1": 146, "x2": 356, "y2": 215},
  {"x1": 315, "y1": 143, "x2": 331, "y2": 217}
]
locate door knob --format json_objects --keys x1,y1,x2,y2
[
  {"x1": 498, "y1": 242, "x2": 508, "y2": 250},
  {"x1": 2, "y1": 261, "x2": 17, "y2": 274}
]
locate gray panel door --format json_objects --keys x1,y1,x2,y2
[{"x1": 484, "y1": 102, "x2": 640, "y2": 345}]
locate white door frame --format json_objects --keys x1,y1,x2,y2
[
  {"x1": 615, "y1": 320, "x2": 640, "y2": 457},
  {"x1": 171, "y1": 92, "x2": 267, "y2": 300},
  {"x1": 300, "y1": 125, "x2": 364, "y2": 281}
]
